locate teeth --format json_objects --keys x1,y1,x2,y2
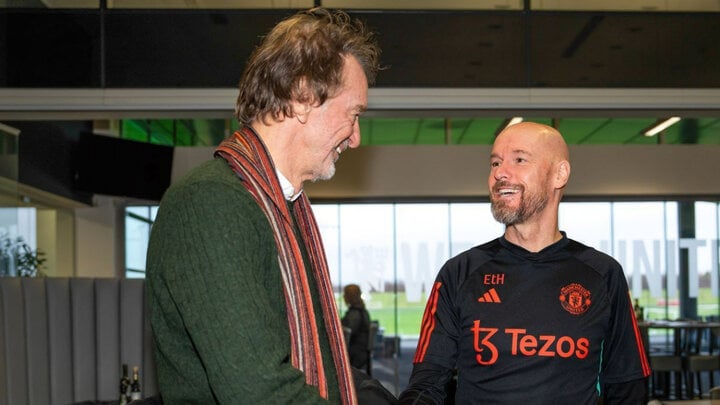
[{"x1": 336, "y1": 146, "x2": 342, "y2": 154}]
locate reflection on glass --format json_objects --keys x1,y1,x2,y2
[
  {"x1": 337, "y1": 204, "x2": 394, "y2": 331},
  {"x1": 612, "y1": 202, "x2": 669, "y2": 318},
  {"x1": 394, "y1": 204, "x2": 448, "y2": 339}
]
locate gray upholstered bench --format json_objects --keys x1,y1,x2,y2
[{"x1": 0, "y1": 277, "x2": 157, "y2": 405}]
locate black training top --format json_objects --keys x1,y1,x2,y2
[{"x1": 401, "y1": 233, "x2": 651, "y2": 405}]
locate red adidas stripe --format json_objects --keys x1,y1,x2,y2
[
  {"x1": 628, "y1": 294, "x2": 652, "y2": 377},
  {"x1": 488, "y1": 288, "x2": 501, "y2": 303},
  {"x1": 414, "y1": 281, "x2": 442, "y2": 363}
]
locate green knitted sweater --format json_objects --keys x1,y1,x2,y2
[{"x1": 146, "y1": 158, "x2": 340, "y2": 404}]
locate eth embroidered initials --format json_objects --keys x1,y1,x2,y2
[{"x1": 478, "y1": 273, "x2": 505, "y2": 303}]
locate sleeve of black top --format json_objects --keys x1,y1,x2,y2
[
  {"x1": 603, "y1": 377, "x2": 648, "y2": 405},
  {"x1": 353, "y1": 367, "x2": 398, "y2": 405},
  {"x1": 398, "y1": 362, "x2": 454, "y2": 405}
]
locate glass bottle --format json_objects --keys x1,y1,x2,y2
[
  {"x1": 119, "y1": 364, "x2": 130, "y2": 405},
  {"x1": 633, "y1": 298, "x2": 644, "y2": 321},
  {"x1": 130, "y1": 365, "x2": 142, "y2": 401}
]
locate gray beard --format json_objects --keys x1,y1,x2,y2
[
  {"x1": 312, "y1": 162, "x2": 336, "y2": 183},
  {"x1": 491, "y1": 190, "x2": 548, "y2": 225}
]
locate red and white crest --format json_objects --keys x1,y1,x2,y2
[{"x1": 559, "y1": 283, "x2": 591, "y2": 315}]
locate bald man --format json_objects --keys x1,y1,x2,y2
[{"x1": 400, "y1": 122, "x2": 651, "y2": 404}]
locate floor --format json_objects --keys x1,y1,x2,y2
[{"x1": 370, "y1": 337, "x2": 416, "y2": 398}]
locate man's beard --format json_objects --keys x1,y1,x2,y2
[
  {"x1": 312, "y1": 161, "x2": 336, "y2": 183},
  {"x1": 491, "y1": 183, "x2": 549, "y2": 225}
]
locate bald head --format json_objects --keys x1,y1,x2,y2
[{"x1": 495, "y1": 122, "x2": 569, "y2": 166}]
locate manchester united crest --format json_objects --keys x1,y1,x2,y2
[{"x1": 559, "y1": 283, "x2": 591, "y2": 315}]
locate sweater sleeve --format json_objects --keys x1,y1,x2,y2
[{"x1": 147, "y1": 162, "x2": 331, "y2": 404}]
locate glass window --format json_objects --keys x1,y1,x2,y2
[
  {"x1": 663, "y1": 202, "x2": 680, "y2": 320},
  {"x1": 336, "y1": 204, "x2": 395, "y2": 327},
  {"x1": 125, "y1": 199, "x2": 720, "y2": 393},
  {"x1": 127, "y1": 200, "x2": 720, "y2": 321},
  {"x1": 559, "y1": 202, "x2": 613, "y2": 253},
  {"x1": 611, "y1": 202, "x2": 670, "y2": 317},
  {"x1": 0, "y1": 207, "x2": 37, "y2": 277},
  {"x1": 449, "y1": 202, "x2": 503, "y2": 256},
  {"x1": 313, "y1": 204, "x2": 340, "y2": 285},
  {"x1": 125, "y1": 206, "x2": 157, "y2": 278},
  {"x1": 695, "y1": 201, "x2": 719, "y2": 319},
  {"x1": 394, "y1": 204, "x2": 449, "y2": 337}
]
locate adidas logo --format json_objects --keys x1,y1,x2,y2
[{"x1": 478, "y1": 288, "x2": 501, "y2": 303}]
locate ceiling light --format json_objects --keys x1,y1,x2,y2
[
  {"x1": 508, "y1": 117, "x2": 523, "y2": 127},
  {"x1": 495, "y1": 117, "x2": 523, "y2": 136},
  {"x1": 0, "y1": 122, "x2": 21, "y2": 136},
  {"x1": 644, "y1": 117, "x2": 681, "y2": 137}
]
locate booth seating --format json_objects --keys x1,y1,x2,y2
[{"x1": 0, "y1": 277, "x2": 157, "y2": 405}]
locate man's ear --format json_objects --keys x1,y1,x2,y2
[
  {"x1": 291, "y1": 78, "x2": 312, "y2": 124},
  {"x1": 291, "y1": 100, "x2": 311, "y2": 124},
  {"x1": 555, "y1": 160, "x2": 571, "y2": 189}
]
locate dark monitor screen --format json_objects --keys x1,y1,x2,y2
[
  {"x1": 74, "y1": 132, "x2": 173, "y2": 202},
  {"x1": 16, "y1": 121, "x2": 93, "y2": 205}
]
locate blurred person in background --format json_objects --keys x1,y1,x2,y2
[{"x1": 342, "y1": 284, "x2": 371, "y2": 372}]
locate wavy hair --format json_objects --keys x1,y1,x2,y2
[{"x1": 235, "y1": 8, "x2": 381, "y2": 126}]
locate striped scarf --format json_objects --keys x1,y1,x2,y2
[{"x1": 215, "y1": 127, "x2": 356, "y2": 404}]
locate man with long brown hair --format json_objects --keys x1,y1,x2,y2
[{"x1": 147, "y1": 8, "x2": 384, "y2": 404}]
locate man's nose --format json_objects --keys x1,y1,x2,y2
[
  {"x1": 348, "y1": 120, "x2": 361, "y2": 148},
  {"x1": 492, "y1": 165, "x2": 509, "y2": 180}
]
